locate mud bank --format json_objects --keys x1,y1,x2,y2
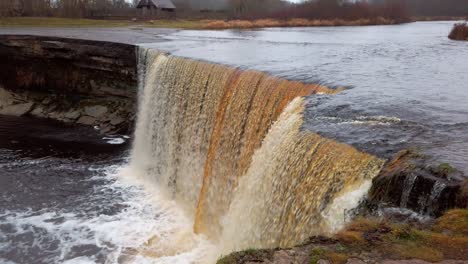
[{"x1": 0, "y1": 35, "x2": 137, "y2": 134}]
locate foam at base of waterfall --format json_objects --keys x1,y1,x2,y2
[
  {"x1": 129, "y1": 47, "x2": 384, "y2": 257},
  {"x1": 0, "y1": 164, "x2": 217, "y2": 264},
  {"x1": 321, "y1": 180, "x2": 372, "y2": 233}
]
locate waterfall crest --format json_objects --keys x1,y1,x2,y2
[{"x1": 130, "y1": 47, "x2": 384, "y2": 252}]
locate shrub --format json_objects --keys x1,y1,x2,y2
[{"x1": 448, "y1": 22, "x2": 468, "y2": 41}]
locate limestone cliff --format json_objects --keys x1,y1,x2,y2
[{"x1": 0, "y1": 35, "x2": 137, "y2": 134}]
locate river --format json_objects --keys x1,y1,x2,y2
[{"x1": 0, "y1": 21, "x2": 466, "y2": 264}]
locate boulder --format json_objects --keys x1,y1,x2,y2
[
  {"x1": 0, "y1": 102, "x2": 34, "y2": 116},
  {"x1": 84, "y1": 105, "x2": 108, "y2": 118},
  {"x1": 369, "y1": 150, "x2": 467, "y2": 217},
  {"x1": 64, "y1": 110, "x2": 81, "y2": 120},
  {"x1": 77, "y1": 116, "x2": 96, "y2": 126}
]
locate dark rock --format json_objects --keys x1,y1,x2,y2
[
  {"x1": 0, "y1": 35, "x2": 138, "y2": 134},
  {"x1": 0, "y1": 102, "x2": 34, "y2": 116},
  {"x1": 77, "y1": 116, "x2": 96, "y2": 126},
  {"x1": 0, "y1": 35, "x2": 137, "y2": 98},
  {"x1": 84, "y1": 105, "x2": 108, "y2": 118},
  {"x1": 369, "y1": 150, "x2": 467, "y2": 217},
  {"x1": 64, "y1": 110, "x2": 81, "y2": 120}
]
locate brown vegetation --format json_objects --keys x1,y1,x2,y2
[
  {"x1": 217, "y1": 209, "x2": 468, "y2": 264},
  {"x1": 449, "y1": 23, "x2": 468, "y2": 41},
  {"x1": 203, "y1": 17, "x2": 398, "y2": 30}
]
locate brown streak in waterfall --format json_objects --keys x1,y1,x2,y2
[
  {"x1": 194, "y1": 74, "x2": 327, "y2": 238},
  {"x1": 194, "y1": 70, "x2": 241, "y2": 235}
]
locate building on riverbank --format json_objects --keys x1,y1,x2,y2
[{"x1": 136, "y1": 0, "x2": 176, "y2": 17}]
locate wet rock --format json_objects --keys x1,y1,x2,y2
[
  {"x1": 30, "y1": 106, "x2": 45, "y2": 117},
  {"x1": 84, "y1": 106, "x2": 108, "y2": 118},
  {"x1": 369, "y1": 150, "x2": 467, "y2": 217},
  {"x1": 0, "y1": 102, "x2": 34, "y2": 116},
  {"x1": 64, "y1": 110, "x2": 81, "y2": 120},
  {"x1": 77, "y1": 116, "x2": 96, "y2": 126},
  {"x1": 0, "y1": 35, "x2": 137, "y2": 134},
  {"x1": 110, "y1": 116, "x2": 125, "y2": 126}
]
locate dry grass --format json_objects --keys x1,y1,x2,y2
[
  {"x1": 228, "y1": 20, "x2": 255, "y2": 29},
  {"x1": 333, "y1": 209, "x2": 468, "y2": 261},
  {"x1": 391, "y1": 244, "x2": 443, "y2": 262},
  {"x1": 335, "y1": 231, "x2": 366, "y2": 245},
  {"x1": 1, "y1": 16, "x2": 399, "y2": 30},
  {"x1": 203, "y1": 20, "x2": 230, "y2": 30},
  {"x1": 253, "y1": 19, "x2": 282, "y2": 28},
  {"x1": 0, "y1": 17, "x2": 205, "y2": 29},
  {"x1": 202, "y1": 18, "x2": 397, "y2": 30},
  {"x1": 449, "y1": 22, "x2": 468, "y2": 41},
  {"x1": 433, "y1": 209, "x2": 468, "y2": 235},
  {"x1": 323, "y1": 252, "x2": 349, "y2": 264}
]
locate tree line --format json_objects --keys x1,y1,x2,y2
[{"x1": 0, "y1": 0, "x2": 466, "y2": 19}]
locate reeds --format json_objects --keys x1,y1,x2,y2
[{"x1": 203, "y1": 18, "x2": 397, "y2": 30}]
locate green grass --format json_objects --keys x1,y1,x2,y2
[{"x1": 0, "y1": 17, "x2": 205, "y2": 29}]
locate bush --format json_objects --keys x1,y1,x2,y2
[{"x1": 449, "y1": 22, "x2": 468, "y2": 41}]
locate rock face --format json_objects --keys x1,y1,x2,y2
[
  {"x1": 0, "y1": 35, "x2": 138, "y2": 134},
  {"x1": 368, "y1": 150, "x2": 467, "y2": 217}
]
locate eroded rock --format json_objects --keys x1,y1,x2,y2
[
  {"x1": 84, "y1": 105, "x2": 108, "y2": 118},
  {"x1": 0, "y1": 102, "x2": 34, "y2": 116},
  {"x1": 77, "y1": 116, "x2": 96, "y2": 126},
  {"x1": 0, "y1": 35, "x2": 137, "y2": 134},
  {"x1": 369, "y1": 150, "x2": 467, "y2": 217}
]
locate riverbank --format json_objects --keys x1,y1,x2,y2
[
  {"x1": 217, "y1": 209, "x2": 468, "y2": 264},
  {"x1": 0, "y1": 16, "x2": 404, "y2": 30}
]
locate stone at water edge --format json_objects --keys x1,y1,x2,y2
[
  {"x1": 84, "y1": 105, "x2": 108, "y2": 118},
  {"x1": 0, "y1": 102, "x2": 34, "y2": 116},
  {"x1": 368, "y1": 150, "x2": 467, "y2": 217}
]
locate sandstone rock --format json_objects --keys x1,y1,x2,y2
[
  {"x1": 0, "y1": 102, "x2": 34, "y2": 116},
  {"x1": 84, "y1": 105, "x2": 108, "y2": 118},
  {"x1": 318, "y1": 260, "x2": 331, "y2": 264},
  {"x1": 64, "y1": 110, "x2": 81, "y2": 120},
  {"x1": 77, "y1": 116, "x2": 96, "y2": 126}
]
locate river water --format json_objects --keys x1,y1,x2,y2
[
  {"x1": 143, "y1": 21, "x2": 468, "y2": 173},
  {"x1": 0, "y1": 21, "x2": 467, "y2": 263}
]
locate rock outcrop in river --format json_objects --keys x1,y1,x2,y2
[
  {"x1": 0, "y1": 35, "x2": 137, "y2": 133},
  {"x1": 369, "y1": 150, "x2": 467, "y2": 217}
]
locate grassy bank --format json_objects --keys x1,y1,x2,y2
[
  {"x1": 449, "y1": 22, "x2": 468, "y2": 41},
  {"x1": 218, "y1": 209, "x2": 468, "y2": 263},
  {"x1": 0, "y1": 17, "x2": 205, "y2": 29},
  {"x1": 0, "y1": 17, "x2": 403, "y2": 30}
]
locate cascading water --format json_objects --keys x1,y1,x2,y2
[{"x1": 128, "y1": 47, "x2": 384, "y2": 260}]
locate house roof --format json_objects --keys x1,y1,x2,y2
[{"x1": 136, "y1": 0, "x2": 176, "y2": 9}]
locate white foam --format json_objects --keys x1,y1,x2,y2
[
  {"x1": 0, "y1": 165, "x2": 217, "y2": 264},
  {"x1": 102, "y1": 137, "x2": 126, "y2": 145},
  {"x1": 321, "y1": 180, "x2": 372, "y2": 233}
]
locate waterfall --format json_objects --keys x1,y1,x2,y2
[{"x1": 129, "y1": 47, "x2": 384, "y2": 254}]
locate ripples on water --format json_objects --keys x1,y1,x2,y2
[
  {"x1": 143, "y1": 21, "x2": 468, "y2": 173},
  {"x1": 1, "y1": 22, "x2": 467, "y2": 263},
  {"x1": 0, "y1": 116, "x2": 215, "y2": 263}
]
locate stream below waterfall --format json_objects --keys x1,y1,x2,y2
[{"x1": 0, "y1": 21, "x2": 467, "y2": 264}]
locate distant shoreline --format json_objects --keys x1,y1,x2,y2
[{"x1": 0, "y1": 17, "x2": 464, "y2": 30}]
